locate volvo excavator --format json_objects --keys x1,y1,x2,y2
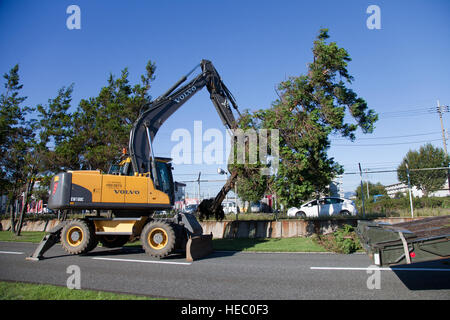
[{"x1": 27, "y1": 60, "x2": 241, "y2": 262}]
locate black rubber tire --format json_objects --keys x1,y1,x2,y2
[
  {"x1": 296, "y1": 211, "x2": 306, "y2": 218},
  {"x1": 339, "y1": 210, "x2": 351, "y2": 216},
  {"x1": 98, "y1": 235, "x2": 130, "y2": 248},
  {"x1": 61, "y1": 219, "x2": 97, "y2": 255},
  {"x1": 141, "y1": 220, "x2": 176, "y2": 258},
  {"x1": 86, "y1": 221, "x2": 99, "y2": 252}
]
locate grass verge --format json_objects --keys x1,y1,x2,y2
[
  {"x1": 0, "y1": 231, "x2": 45, "y2": 243},
  {"x1": 1, "y1": 231, "x2": 327, "y2": 252},
  {"x1": 212, "y1": 237, "x2": 326, "y2": 252},
  {"x1": 0, "y1": 281, "x2": 157, "y2": 300}
]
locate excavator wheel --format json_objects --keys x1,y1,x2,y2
[
  {"x1": 141, "y1": 220, "x2": 176, "y2": 258},
  {"x1": 98, "y1": 235, "x2": 130, "y2": 248},
  {"x1": 60, "y1": 219, "x2": 97, "y2": 255},
  {"x1": 86, "y1": 223, "x2": 99, "y2": 252}
]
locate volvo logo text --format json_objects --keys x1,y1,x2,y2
[
  {"x1": 174, "y1": 86, "x2": 197, "y2": 103},
  {"x1": 114, "y1": 190, "x2": 140, "y2": 195}
]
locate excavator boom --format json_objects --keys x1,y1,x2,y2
[{"x1": 129, "y1": 59, "x2": 240, "y2": 220}]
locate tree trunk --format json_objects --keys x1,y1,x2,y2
[
  {"x1": 9, "y1": 201, "x2": 15, "y2": 233},
  {"x1": 15, "y1": 179, "x2": 34, "y2": 236}
]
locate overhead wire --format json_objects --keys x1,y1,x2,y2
[{"x1": 333, "y1": 138, "x2": 443, "y2": 147}]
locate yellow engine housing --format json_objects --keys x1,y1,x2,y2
[{"x1": 48, "y1": 170, "x2": 173, "y2": 216}]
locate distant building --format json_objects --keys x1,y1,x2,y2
[
  {"x1": 329, "y1": 176, "x2": 344, "y2": 198},
  {"x1": 173, "y1": 182, "x2": 186, "y2": 211},
  {"x1": 385, "y1": 182, "x2": 450, "y2": 198},
  {"x1": 174, "y1": 182, "x2": 186, "y2": 202}
]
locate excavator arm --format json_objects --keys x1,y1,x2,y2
[
  {"x1": 129, "y1": 59, "x2": 241, "y2": 219},
  {"x1": 129, "y1": 59, "x2": 239, "y2": 174}
]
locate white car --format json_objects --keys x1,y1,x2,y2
[
  {"x1": 287, "y1": 197, "x2": 358, "y2": 218},
  {"x1": 222, "y1": 201, "x2": 238, "y2": 214}
]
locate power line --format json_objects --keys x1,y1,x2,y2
[
  {"x1": 330, "y1": 131, "x2": 441, "y2": 141},
  {"x1": 333, "y1": 138, "x2": 443, "y2": 147},
  {"x1": 342, "y1": 166, "x2": 450, "y2": 175},
  {"x1": 377, "y1": 107, "x2": 436, "y2": 118},
  {"x1": 178, "y1": 179, "x2": 227, "y2": 183},
  {"x1": 174, "y1": 173, "x2": 222, "y2": 176}
]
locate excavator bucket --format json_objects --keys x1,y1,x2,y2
[
  {"x1": 176, "y1": 213, "x2": 214, "y2": 261},
  {"x1": 186, "y1": 233, "x2": 213, "y2": 262}
]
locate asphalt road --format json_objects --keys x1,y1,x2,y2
[{"x1": 0, "y1": 241, "x2": 449, "y2": 300}]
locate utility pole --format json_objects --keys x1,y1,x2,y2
[
  {"x1": 359, "y1": 163, "x2": 365, "y2": 217},
  {"x1": 365, "y1": 169, "x2": 370, "y2": 200},
  {"x1": 197, "y1": 172, "x2": 201, "y2": 201},
  {"x1": 405, "y1": 161, "x2": 414, "y2": 218},
  {"x1": 437, "y1": 100, "x2": 448, "y2": 154},
  {"x1": 437, "y1": 100, "x2": 450, "y2": 192}
]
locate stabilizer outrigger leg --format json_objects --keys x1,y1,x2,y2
[{"x1": 26, "y1": 223, "x2": 66, "y2": 261}]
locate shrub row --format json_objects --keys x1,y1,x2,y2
[{"x1": 360, "y1": 196, "x2": 450, "y2": 214}]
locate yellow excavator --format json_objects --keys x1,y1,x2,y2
[{"x1": 27, "y1": 60, "x2": 240, "y2": 261}]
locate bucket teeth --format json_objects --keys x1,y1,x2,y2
[{"x1": 186, "y1": 234, "x2": 213, "y2": 262}]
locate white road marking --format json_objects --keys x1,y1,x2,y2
[
  {"x1": 92, "y1": 257, "x2": 192, "y2": 266},
  {"x1": 0, "y1": 251, "x2": 24, "y2": 255},
  {"x1": 311, "y1": 266, "x2": 450, "y2": 272}
]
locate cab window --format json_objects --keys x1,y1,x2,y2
[{"x1": 155, "y1": 161, "x2": 173, "y2": 197}]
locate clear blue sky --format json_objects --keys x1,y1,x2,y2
[{"x1": 1, "y1": 0, "x2": 449, "y2": 197}]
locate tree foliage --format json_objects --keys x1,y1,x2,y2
[
  {"x1": 69, "y1": 61, "x2": 156, "y2": 172},
  {"x1": 234, "y1": 29, "x2": 378, "y2": 207},
  {"x1": 355, "y1": 182, "x2": 387, "y2": 201},
  {"x1": 0, "y1": 61, "x2": 157, "y2": 216},
  {"x1": 36, "y1": 85, "x2": 75, "y2": 171},
  {"x1": 0, "y1": 65, "x2": 34, "y2": 199},
  {"x1": 228, "y1": 110, "x2": 270, "y2": 204},
  {"x1": 397, "y1": 143, "x2": 449, "y2": 197}
]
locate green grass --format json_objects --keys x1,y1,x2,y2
[
  {"x1": 123, "y1": 237, "x2": 327, "y2": 252},
  {"x1": 212, "y1": 237, "x2": 326, "y2": 252},
  {"x1": 0, "y1": 231, "x2": 45, "y2": 243},
  {"x1": 372, "y1": 207, "x2": 450, "y2": 217},
  {"x1": 0, "y1": 281, "x2": 158, "y2": 300},
  {"x1": 0, "y1": 231, "x2": 326, "y2": 252}
]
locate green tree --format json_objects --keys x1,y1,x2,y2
[
  {"x1": 33, "y1": 84, "x2": 75, "y2": 199},
  {"x1": 397, "y1": 143, "x2": 450, "y2": 197},
  {"x1": 355, "y1": 182, "x2": 387, "y2": 201},
  {"x1": 236, "y1": 29, "x2": 378, "y2": 208},
  {"x1": 0, "y1": 65, "x2": 35, "y2": 232},
  {"x1": 0, "y1": 65, "x2": 30, "y2": 191},
  {"x1": 235, "y1": 171, "x2": 269, "y2": 205},
  {"x1": 37, "y1": 85, "x2": 75, "y2": 168},
  {"x1": 69, "y1": 61, "x2": 156, "y2": 172},
  {"x1": 228, "y1": 110, "x2": 270, "y2": 207}
]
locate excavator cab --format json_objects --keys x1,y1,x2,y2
[
  {"x1": 108, "y1": 157, "x2": 134, "y2": 176},
  {"x1": 108, "y1": 156, "x2": 175, "y2": 205},
  {"x1": 152, "y1": 157, "x2": 175, "y2": 205}
]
